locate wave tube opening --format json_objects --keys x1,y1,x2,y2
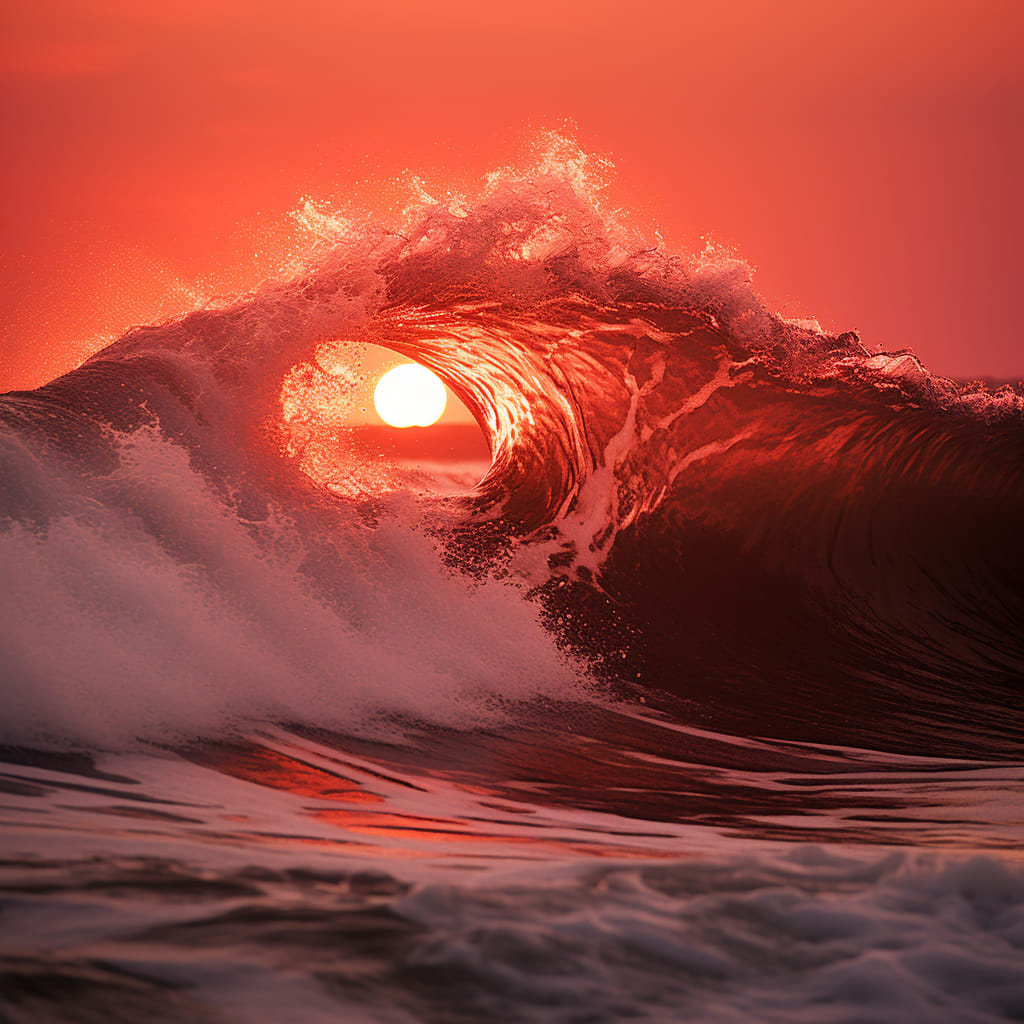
[{"x1": 279, "y1": 341, "x2": 492, "y2": 499}]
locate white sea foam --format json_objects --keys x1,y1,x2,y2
[
  {"x1": 1, "y1": 838, "x2": 1021, "y2": 1024},
  {"x1": 0, "y1": 427, "x2": 582, "y2": 749},
  {"x1": 391, "y1": 848, "x2": 1024, "y2": 1023}
]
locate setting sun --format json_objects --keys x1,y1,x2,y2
[{"x1": 373, "y1": 363, "x2": 447, "y2": 428}]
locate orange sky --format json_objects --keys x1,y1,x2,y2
[{"x1": 1, "y1": 0, "x2": 1021, "y2": 392}]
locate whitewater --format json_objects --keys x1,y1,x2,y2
[{"x1": 1, "y1": 136, "x2": 1022, "y2": 1023}]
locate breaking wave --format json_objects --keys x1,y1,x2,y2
[{"x1": 1, "y1": 133, "x2": 1021, "y2": 756}]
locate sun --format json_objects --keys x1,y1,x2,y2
[{"x1": 373, "y1": 363, "x2": 447, "y2": 428}]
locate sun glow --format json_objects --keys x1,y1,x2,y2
[{"x1": 373, "y1": 363, "x2": 447, "y2": 428}]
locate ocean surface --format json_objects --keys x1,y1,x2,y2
[{"x1": 2, "y1": 138, "x2": 1023, "y2": 1023}]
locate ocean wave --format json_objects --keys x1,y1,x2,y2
[{"x1": 1, "y1": 133, "x2": 1021, "y2": 755}]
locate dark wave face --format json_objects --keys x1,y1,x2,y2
[{"x1": 2, "y1": 137, "x2": 1024, "y2": 1024}]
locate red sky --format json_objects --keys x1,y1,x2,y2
[{"x1": 1, "y1": 0, "x2": 1021, "y2": 393}]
